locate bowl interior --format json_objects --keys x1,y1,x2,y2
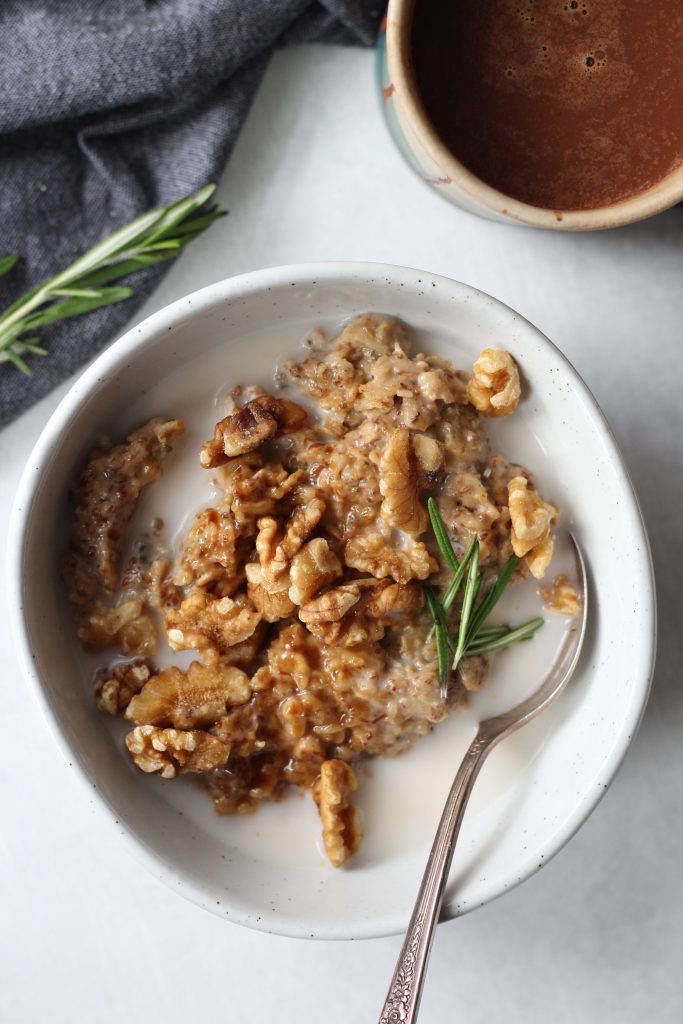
[{"x1": 11, "y1": 264, "x2": 654, "y2": 938}]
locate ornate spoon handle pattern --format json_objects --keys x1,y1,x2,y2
[
  {"x1": 378, "y1": 734, "x2": 490, "y2": 1024},
  {"x1": 378, "y1": 535, "x2": 588, "y2": 1024}
]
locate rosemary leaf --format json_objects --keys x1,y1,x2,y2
[
  {"x1": 435, "y1": 623, "x2": 450, "y2": 698},
  {"x1": 0, "y1": 284, "x2": 43, "y2": 328},
  {"x1": 0, "y1": 254, "x2": 19, "y2": 279},
  {"x1": 424, "y1": 581, "x2": 454, "y2": 696},
  {"x1": 473, "y1": 623, "x2": 510, "y2": 640},
  {"x1": 466, "y1": 617, "x2": 544, "y2": 656},
  {"x1": 74, "y1": 253, "x2": 176, "y2": 290},
  {"x1": 13, "y1": 339, "x2": 47, "y2": 357},
  {"x1": 427, "y1": 497, "x2": 459, "y2": 574},
  {"x1": 452, "y1": 538, "x2": 480, "y2": 671},
  {"x1": 422, "y1": 581, "x2": 456, "y2": 655},
  {"x1": 167, "y1": 208, "x2": 227, "y2": 240},
  {"x1": 466, "y1": 554, "x2": 521, "y2": 646},
  {"x1": 22, "y1": 287, "x2": 134, "y2": 330},
  {"x1": 441, "y1": 533, "x2": 478, "y2": 614},
  {"x1": 142, "y1": 239, "x2": 183, "y2": 253},
  {"x1": 144, "y1": 183, "x2": 218, "y2": 245},
  {"x1": 0, "y1": 320, "x2": 31, "y2": 353},
  {"x1": 51, "y1": 287, "x2": 105, "y2": 299},
  {"x1": 4, "y1": 347, "x2": 31, "y2": 374}
]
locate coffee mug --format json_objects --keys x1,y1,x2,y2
[{"x1": 376, "y1": 0, "x2": 683, "y2": 231}]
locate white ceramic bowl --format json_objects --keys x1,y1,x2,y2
[{"x1": 8, "y1": 263, "x2": 655, "y2": 939}]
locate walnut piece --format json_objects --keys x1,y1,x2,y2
[
  {"x1": 288, "y1": 538, "x2": 342, "y2": 606},
  {"x1": 165, "y1": 590, "x2": 261, "y2": 663},
  {"x1": 221, "y1": 454, "x2": 294, "y2": 529},
  {"x1": 526, "y1": 533, "x2": 555, "y2": 580},
  {"x1": 200, "y1": 395, "x2": 308, "y2": 467},
  {"x1": 364, "y1": 580, "x2": 424, "y2": 623},
  {"x1": 126, "y1": 725, "x2": 230, "y2": 778},
  {"x1": 379, "y1": 428, "x2": 427, "y2": 534},
  {"x1": 254, "y1": 515, "x2": 280, "y2": 567},
  {"x1": 312, "y1": 759, "x2": 363, "y2": 867},
  {"x1": 508, "y1": 476, "x2": 553, "y2": 548},
  {"x1": 507, "y1": 476, "x2": 558, "y2": 579},
  {"x1": 540, "y1": 573, "x2": 581, "y2": 616},
  {"x1": 345, "y1": 527, "x2": 435, "y2": 584},
  {"x1": 95, "y1": 659, "x2": 151, "y2": 715},
  {"x1": 245, "y1": 561, "x2": 295, "y2": 621},
  {"x1": 300, "y1": 579, "x2": 423, "y2": 646},
  {"x1": 467, "y1": 348, "x2": 521, "y2": 418},
  {"x1": 78, "y1": 598, "x2": 157, "y2": 657},
  {"x1": 299, "y1": 582, "x2": 366, "y2": 626},
  {"x1": 217, "y1": 620, "x2": 268, "y2": 670},
  {"x1": 245, "y1": 512, "x2": 334, "y2": 620},
  {"x1": 126, "y1": 661, "x2": 251, "y2": 728},
  {"x1": 265, "y1": 496, "x2": 326, "y2": 582}
]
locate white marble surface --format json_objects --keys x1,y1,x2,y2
[{"x1": 1, "y1": 45, "x2": 682, "y2": 1024}]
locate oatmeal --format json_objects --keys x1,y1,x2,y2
[
  {"x1": 62, "y1": 314, "x2": 562, "y2": 867},
  {"x1": 541, "y1": 573, "x2": 582, "y2": 617}
]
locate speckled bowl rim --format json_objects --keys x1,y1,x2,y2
[
  {"x1": 386, "y1": 0, "x2": 683, "y2": 231},
  {"x1": 8, "y1": 262, "x2": 656, "y2": 939}
]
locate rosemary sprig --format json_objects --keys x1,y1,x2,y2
[
  {"x1": 423, "y1": 498, "x2": 545, "y2": 693},
  {"x1": 0, "y1": 184, "x2": 226, "y2": 375}
]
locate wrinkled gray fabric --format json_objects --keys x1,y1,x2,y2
[{"x1": 0, "y1": 0, "x2": 382, "y2": 425}]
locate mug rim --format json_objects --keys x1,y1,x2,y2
[{"x1": 386, "y1": 0, "x2": 683, "y2": 231}]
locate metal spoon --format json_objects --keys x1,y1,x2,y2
[{"x1": 379, "y1": 535, "x2": 588, "y2": 1024}]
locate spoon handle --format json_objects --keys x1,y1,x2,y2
[{"x1": 378, "y1": 728, "x2": 493, "y2": 1024}]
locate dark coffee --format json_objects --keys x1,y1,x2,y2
[{"x1": 410, "y1": 1, "x2": 683, "y2": 211}]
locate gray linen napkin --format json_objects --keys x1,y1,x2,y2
[{"x1": 0, "y1": 0, "x2": 382, "y2": 426}]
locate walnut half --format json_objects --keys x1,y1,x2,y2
[
  {"x1": 507, "y1": 476, "x2": 558, "y2": 579},
  {"x1": 95, "y1": 659, "x2": 151, "y2": 715},
  {"x1": 378, "y1": 428, "x2": 427, "y2": 534},
  {"x1": 78, "y1": 598, "x2": 157, "y2": 657},
  {"x1": 125, "y1": 661, "x2": 251, "y2": 729},
  {"x1": 312, "y1": 759, "x2": 363, "y2": 867},
  {"x1": 288, "y1": 537, "x2": 342, "y2": 606},
  {"x1": 299, "y1": 578, "x2": 423, "y2": 646},
  {"x1": 467, "y1": 348, "x2": 521, "y2": 418},
  {"x1": 125, "y1": 725, "x2": 230, "y2": 779},
  {"x1": 200, "y1": 395, "x2": 308, "y2": 467},
  {"x1": 165, "y1": 590, "x2": 261, "y2": 663}
]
